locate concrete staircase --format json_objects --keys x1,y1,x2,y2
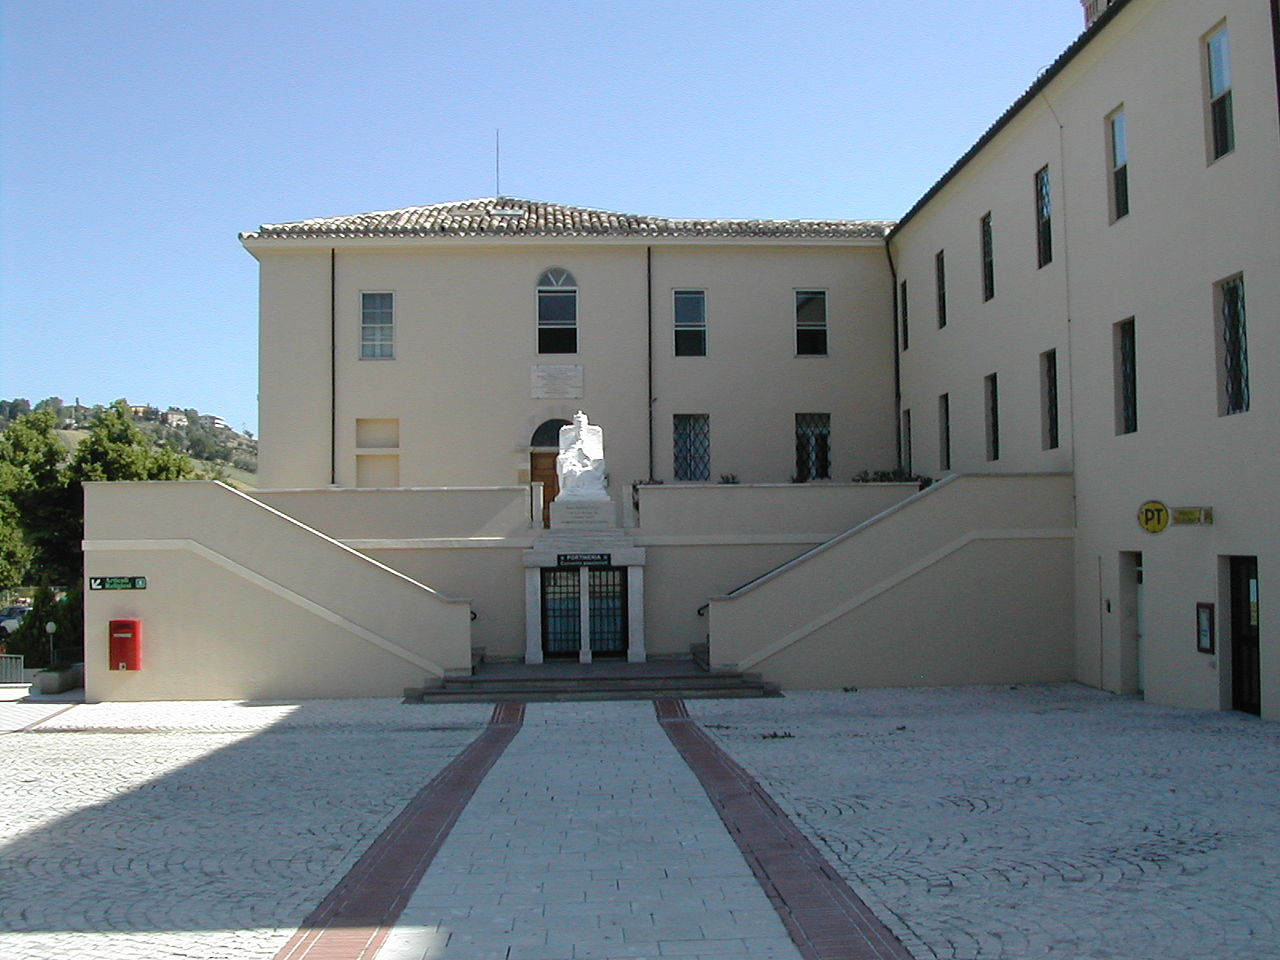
[{"x1": 404, "y1": 647, "x2": 779, "y2": 703}]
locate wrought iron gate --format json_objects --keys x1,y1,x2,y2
[
  {"x1": 587, "y1": 567, "x2": 628, "y2": 657},
  {"x1": 541, "y1": 568, "x2": 581, "y2": 657}
]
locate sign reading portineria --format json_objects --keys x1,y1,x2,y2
[{"x1": 89, "y1": 576, "x2": 147, "y2": 591}]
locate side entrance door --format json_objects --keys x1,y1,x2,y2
[
  {"x1": 530, "y1": 452, "x2": 560, "y2": 528},
  {"x1": 1230, "y1": 556, "x2": 1260, "y2": 715}
]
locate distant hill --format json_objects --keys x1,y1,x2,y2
[{"x1": 3, "y1": 397, "x2": 256, "y2": 484}]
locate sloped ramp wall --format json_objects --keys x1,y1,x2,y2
[
  {"x1": 707, "y1": 474, "x2": 1075, "y2": 689},
  {"x1": 82, "y1": 482, "x2": 472, "y2": 702}
]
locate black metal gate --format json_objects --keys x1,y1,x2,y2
[
  {"x1": 587, "y1": 567, "x2": 628, "y2": 657},
  {"x1": 541, "y1": 568, "x2": 581, "y2": 657}
]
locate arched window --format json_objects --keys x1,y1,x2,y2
[
  {"x1": 530, "y1": 418, "x2": 571, "y2": 448},
  {"x1": 537, "y1": 268, "x2": 577, "y2": 354}
]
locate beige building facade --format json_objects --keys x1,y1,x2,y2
[{"x1": 85, "y1": 0, "x2": 1278, "y2": 719}]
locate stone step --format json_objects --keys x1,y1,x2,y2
[
  {"x1": 439, "y1": 673, "x2": 757, "y2": 692},
  {"x1": 405, "y1": 683, "x2": 775, "y2": 704}
]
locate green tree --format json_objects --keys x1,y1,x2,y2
[
  {"x1": 66, "y1": 403, "x2": 194, "y2": 484},
  {"x1": 0, "y1": 410, "x2": 74, "y2": 586}
]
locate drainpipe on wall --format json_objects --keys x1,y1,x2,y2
[
  {"x1": 1272, "y1": 0, "x2": 1280, "y2": 144},
  {"x1": 646, "y1": 245, "x2": 655, "y2": 482},
  {"x1": 330, "y1": 248, "x2": 337, "y2": 486},
  {"x1": 884, "y1": 235, "x2": 902, "y2": 471}
]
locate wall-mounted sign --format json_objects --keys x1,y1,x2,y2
[
  {"x1": 1196, "y1": 602, "x2": 1216, "y2": 653},
  {"x1": 89, "y1": 576, "x2": 147, "y2": 591},
  {"x1": 1172, "y1": 506, "x2": 1214, "y2": 525},
  {"x1": 532, "y1": 364, "x2": 584, "y2": 399},
  {"x1": 1137, "y1": 501, "x2": 1169, "y2": 533},
  {"x1": 558, "y1": 553, "x2": 611, "y2": 567}
]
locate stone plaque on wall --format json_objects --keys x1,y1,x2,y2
[{"x1": 532, "y1": 364, "x2": 584, "y2": 399}]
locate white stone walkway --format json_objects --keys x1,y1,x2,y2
[{"x1": 377, "y1": 700, "x2": 803, "y2": 960}]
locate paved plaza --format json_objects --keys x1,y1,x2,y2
[{"x1": 0, "y1": 684, "x2": 1276, "y2": 960}]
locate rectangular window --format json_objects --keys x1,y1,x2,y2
[
  {"x1": 1115, "y1": 320, "x2": 1138, "y2": 434},
  {"x1": 935, "y1": 250, "x2": 947, "y2": 327},
  {"x1": 1108, "y1": 109, "x2": 1130, "y2": 220},
  {"x1": 980, "y1": 213, "x2": 995, "y2": 301},
  {"x1": 901, "y1": 409, "x2": 913, "y2": 474},
  {"x1": 984, "y1": 373, "x2": 1000, "y2": 462},
  {"x1": 1035, "y1": 167, "x2": 1053, "y2": 267},
  {"x1": 795, "y1": 290, "x2": 828, "y2": 356},
  {"x1": 537, "y1": 286, "x2": 577, "y2": 354},
  {"x1": 794, "y1": 413, "x2": 830, "y2": 481},
  {"x1": 673, "y1": 289, "x2": 706, "y2": 356},
  {"x1": 938, "y1": 393, "x2": 951, "y2": 471},
  {"x1": 1041, "y1": 349, "x2": 1060, "y2": 449},
  {"x1": 1217, "y1": 276, "x2": 1249, "y2": 415},
  {"x1": 899, "y1": 280, "x2": 909, "y2": 351},
  {"x1": 673, "y1": 414, "x2": 711, "y2": 481},
  {"x1": 360, "y1": 292, "x2": 394, "y2": 359},
  {"x1": 1206, "y1": 25, "x2": 1234, "y2": 160}
]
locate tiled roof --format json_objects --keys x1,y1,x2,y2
[{"x1": 243, "y1": 197, "x2": 893, "y2": 241}]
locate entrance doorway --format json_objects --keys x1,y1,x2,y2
[
  {"x1": 539, "y1": 566, "x2": 628, "y2": 659},
  {"x1": 1229, "y1": 556, "x2": 1260, "y2": 715},
  {"x1": 1118, "y1": 552, "x2": 1143, "y2": 695},
  {"x1": 530, "y1": 419, "x2": 570, "y2": 528}
]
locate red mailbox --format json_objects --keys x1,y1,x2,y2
[{"x1": 109, "y1": 620, "x2": 141, "y2": 671}]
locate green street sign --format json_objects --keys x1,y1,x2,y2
[{"x1": 89, "y1": 576, "x2": 147, "y2": 591}]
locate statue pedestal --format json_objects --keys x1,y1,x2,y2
[{"x1": 550, "y1": 498, "x2": 619, "y2": 529}]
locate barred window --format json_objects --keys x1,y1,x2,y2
[
  {"x1": 1217, "y1": 276, "x2": 1249, "y2": 415},
  {"x1": 673, "y1": 414, "x2": 711, "y2": 481},
  {"x1": 984, "y1": 373, "x2": 1000, "y2": 462},
  {"x1": 360, "y1": 292, "x2": 394, "y2": 359},
  {"x1": 1035, "y1": 167, "x2": 1053, "y2": 267},
  {"x1": 794, "y1": 413, "x2": 830, "y2": 481},
  {"x1": 674, "y1": 290, "x2": 706, "y2": 357},
  {"x1": 795, "y1": 290, "x2": 828, "y2": 356},
  {"x1": 938, "y1": 393, "x2": 951, "y2": 471},
  {"x1": 537, "y1": 268, "x2": 577, "y2": 354},
  {"x1": 980, "y1": 213, "x2": 995, "y2": 301},
  {"x1": 899, "y1": 280, "x2": 909, "y2": 351},
  {"x1": 1115, "y1": 321, "x2": 1137, "y2": 434},
  {"x1": 935, "y1": 250, "x2": 947, "y2": 328},
  {"x1": 1042, "y1": 349, "x2": 1061, "y2": 449}
]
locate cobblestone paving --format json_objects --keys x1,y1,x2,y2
[
  {"x1": 687, "y1": 684, "x2": 1280, "y2": 960},
  {"x1": 0, "y1": 699, "x2": 492, "y2": 960},
  {"x1": 381, "y1": 700, "x2": 803, "y2": 960}
]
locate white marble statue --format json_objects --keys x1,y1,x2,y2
[{"x1": 555, "y1": 411, "x2": 609, "y2": 501}]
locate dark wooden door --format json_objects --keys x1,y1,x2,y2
[
  {"x1": 530, "y1": 452, "x2": 559, "y2": 527},
  {"x1": 1230, "y1": 556, "x2": 1260, "y2": 715}
]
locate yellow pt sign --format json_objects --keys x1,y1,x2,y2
[{"x1": 1138, "y1": 500, "x2": 1170, "y2": 533}]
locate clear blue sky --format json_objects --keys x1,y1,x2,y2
[{"x1": 1, "y1": 0, "x2": 1085, "y2": 436}]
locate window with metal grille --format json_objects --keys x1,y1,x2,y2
[
  {"x1": 794, "y1": 413, "x2": 830, "y2": 481},
  {"x1": 795, "y1": 290, "x2": 828, "y2": 356},
  {"x1": 1206, "y1": 26, "x2": 1234, "y2": 161},
  {"x1": 537, "y1": 268, "x2": 577, "y2": 354},
  {"x1": 1035, "y1": 167, "x2": 1053, "y2": 267},
  {"x1": 673, "y1": 414, "x2": 710, "y2": 481},
  {"x1": 1114, "y1": 320, "x2": 1137, "y2": 434},
  {"x1": 1108, "y1": 109, "x2": 1129, "y2": 221},
  {"x1": 901, "y1": 409, "x2": 912, "y2": 474},
  {"x1": 1217, "y1": 276, "x2": 1249, "y2": 415},
  {"x1": 1041, "y1": 349, "x2": 1060, "y2": 450},
  {"x1": 980, "y1": 213, "x2": 995, "y2": 301},
  {"x1": 673, "y1": 289, "x2": 706, "y2": 356},
  {"x1": 984, "y1": 373, "x2": 999, "y2": 462},
  {"x1": 938, "y1": 393, "x2": 951, "y2": 471},
  {"x1": 899, "y1": 280, "x2": 909, "y2": 351},
  {"x1": 935, "y1": 250, "x2": 947, "y2": 328},
  {"x1": 360, "y1": 292, "x2": 394, "y2": 359}
]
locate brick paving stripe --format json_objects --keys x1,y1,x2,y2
[
  {"x1": 273, "y1": 702, "x2": 525, "y2": 960},
  {"x1": 656, "y1": 698, "x2": 914, "y2": 960}
]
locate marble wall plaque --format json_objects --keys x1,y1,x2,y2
[{"x1": 532, "y1": 364, "x2": 584, "y2": 399}]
